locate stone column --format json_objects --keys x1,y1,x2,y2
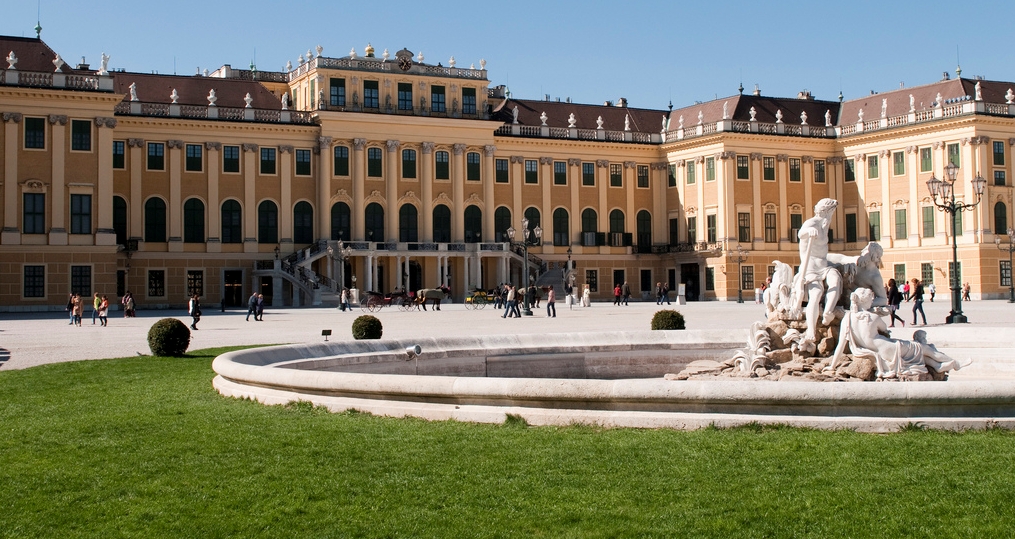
[
  {"x1": 421, "y1": 142, "x2": 434, "y2": 241},
  {"x1": 167, "y1": 139, "x2": 184, "y2": 251},
  {"x1": 94, "y1": 117, "x2": 117, "y2": 245},
  {"x1": 386, "y1": 140, "x2": 400, "y2": 242},
  {"x1": 352, "y1": 138, "x2": 366, "y2": 239},
  {"x1": 49, "y1": 115, "x2": 68, "y2": 245},
  {"x1": 452, "y1": 143, "x2": 466, "y2": 241},
  {"x1": 242, "y1": 143, "x2": 258, "y2": 253},
  {"x1": 2, "y1": 113, "x2": 22, "y2": 244},
  {"x1": 316, "y1": 136, "x2": 332, "y2": 238},
  {"x1": 205, "y1": 142, "x2": 222, "y2": 252},
  {"x1": 483, "y1": 145, "x2": 496, "y2": 241}
]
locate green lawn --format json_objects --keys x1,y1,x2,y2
[{"x1": 2, "y1": 348, "x2": 1014, "y2": 538}]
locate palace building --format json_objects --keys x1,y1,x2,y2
[{"x1": 1, "y1": 34, "x2": 1013, "y2": 310}]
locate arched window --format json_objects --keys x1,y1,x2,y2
[
  {"x1": 609, "y1": 209, "x2": 626, "y2": 233},
  {"x1": 293, "y1": 201, "x2": 314, "y2": 244},
  {"x1": 258, "y1": 200, "x2": 278, "y2": 244},
  {"x1": 581, "y1": 208, "x2": 598, "y2": 232},
  {"x1": 553, "y1": 208, "x2": 569, "y2": 246},
  {"x1": 433, "y1": 205, "x2": 451, "y2": 242},
  {"x1": 365, "y1": 202, "x2": 384, "y2": 242},
  {"x1": 183, "y1": 198, "x2": 205, "y2": 243},
  {"x1": 221, "y1": 200, "x2": 242, "y2": 243},
  {"x1": 399, "y1": 204, "x2": 419, "y2": 242},
  {"x1": 523, "y1": 207, "x2": 541, "y2": 245},
  {"x1": 494, "y1": 207, "x2": 511, "y2": 242},
  {"x1": 331, "y1": 202, "x2": 351, "y2": 240},
  {"x1": 637, "y1": 210, "x2": 652, "y2": 248},
  {"x1": 144, "y1": 198, "x2": 166, "y2": 242},
  {"x1": 113, "y1": 196, "x2": 128, "y2": 245},
  {"x1": 464, "y1": 205, "x2": 482, "y2": 243},
  {"x1": 996, "y1": 202, "x2": 1009, "y2": 235}
]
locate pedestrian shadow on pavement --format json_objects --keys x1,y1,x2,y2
[{"x1": 0, "y1": 347, "x2": 10, "y2": 368}]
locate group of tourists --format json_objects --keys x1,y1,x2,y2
[
  {"x1": 886, "y1": 278, "x2": 928, "y2": 327},
  {"x1": 66, "y1": 293, "x2": 111, "y2": 327},
  {"x1": 245, "y1": 292, "x2": 266, "y2": 321},
  {"x1": 497, "y1": 283, "x2": 558, "y2": 318}
]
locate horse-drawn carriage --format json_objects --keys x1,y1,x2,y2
[
  {"x1": 359, "y1": 290, "x2": 410, "y2": 312},
  {"x1": 464, "y1": 289, "x2": 492, "y2": 310}
]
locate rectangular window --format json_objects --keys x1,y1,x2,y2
[
  {"x1": 364, "y1": 80, "x2": 379, "y2": 108},
  {"x1": 435, "y1": 151, "x2": 449, "y2": 179},
  {"x1": 1002, "y1": 261, "x2": 1012, "y2": 288},
  {"x1": 789, "y1": 158, "x2": 801, "y2": 182},
  {"x1": 763, "y1": 157, "x2": 775, "y2": 181},
  {"x1": 334, "y1": 146, "x2": 349, "y2": 176},
  {"x1": 922, "y1": 206, "x2": 935, "y2": 238},
  {"x1": 814, "y1": 159, "x2": 826, "y2": 183},
  {"x1": 24, "y1": 117, "x2": 45, "y2": 149},
  {"x1": 23, "y1": 193, "x2": 45, "y2": 234},
  {"x1": 869, "y1": 211, "x2": 881, "y2": 240},
  {"x1": 147, "y1": 269, "x2": 165, "y2": 297},
  {"x1": 893, "y1": 152, "x2": 905, "y2": 175},
  {"x1": 554, "y1": 161, "x2": 567, "y2": 185},
  {"x1": 260, "y1": 147, "x2": 276, "y2": 175},
  {"x1": 706, "y1": 214, "x2": 717, "y2": 243},
  {"x1": 705, "y1": 157, "x2": 715, "y2": 182},
  {"x1": 462, "y1": 87, "x2": 477, "y2": 115},
  {"x1": 610, "y1": 164, "x2": 622, "y2": 187},
  {"x1": 496, "y1": 158, "x2": 508, "y2": 183},
  {"x1": 329, "y1": 78, "x2": 345, "y2": 106},
  {"x1": 583, "y1": 162, "x2": 595, "y2": 186},
  {"x1": 736, "y1": 155, "x2": 749, "y2": 180},
  {"x1": 70, "y1": 194, "x2": 92, "y2": 234},
  {"x1": 668, "y1": 164, "x2": 676, "y2": 187},
  {"x1": 995, "y1": 170, "x2": 1006, "y2": 186},
  {"x1": 147, "y1": 142, "x2": 165, "y2": 170},
  {"x1": 223, "y1": 145, "x2": 240, "y2": 173},
  {"x1": 431, "y1": 86, "x2": 446, "y2": 113},
  {"x1": 867, "y1": 155, "x2": 879, "y2": 179},
  {"x1": 585, "y1": 270, "x2": 598, "y2": 293},
  {"x1": 738, "y1": 212, "x2": 751, "y2": 243},
  {"x1": 687, "y1": 216, "x2": 696, "y2": 243},
  {"x1": 71, "y1": 119, "x2": 91, "y2": 151},
  {"x1": 403, "y1": 149, "x2": 417, "y2": 179},
  {"x1": 764, "y1": 213, "x2": 777, "y2": 243},
  {"x1": 24, "y1": 265, "x2": 45, "y2": 298},
  {"x1": 113, "y1": 140, "x2": 125, "y2": 169},
  {"x1": 295, "y1": 149, "x2": 312, "y2": 176},
  {"x1": 686, "y1": 161, "x2": 696, "y2": 184},
  {"x1": 367, "y1": 147, "x2": 383, "y2": 177},
  {"x1": 741, "y1": 265, "x2": 754, "y2": 292},
  {"x1": 845, "y1": 158, "x2": 855, "y2": 182},
  {"x1": 894, "y1": 264, "x2": 906, "y2": 284},
  {"x1": 71, "y1": 266, "x2": 91, "y2": 297},
  {"x1": 669, "y1": 218, "x2": 679, "y2": 246},
  {"x1": 397, "y1": 83, "x2": 413, "y2": 111},
  {"x1": 525, "y1": 160, "x2": 538, "y2": 184},
  {"x1": 920, "y1": 147, "x2": 932, "y2": 172},
  {"x1": 895, "y1": 209, "x2": 907, "y2": 240},
  {"x1": 637, "y1": 165, "x2": 649, "y2": 188},
  {"x1": 185, "y1": 144, "x2": 202, "y2": 172},
  {"x1": 790, "y1": 214, "x2": 803, "y2": 242},
  {"x1": 466, "y1": 152, "x2": 481, "y2": 181},
  {"x1": 846, "y1": 213, "x2": 857, "y2": 243},
  {"x1": 187, "y1": 270, "x2": 204, "y2": 297},
  {"x1": 705, "y1": 267, "x2": 715, "y2": 291},
  {"x1": 994, "y1": 141, "x2": 1006, "y2": 166},
  {"x1": 922, "y1": 262, "x2": 934, "y2": 284},
  {"x1": 947, "y1": 143, "x2": 960, "y2": 167}
]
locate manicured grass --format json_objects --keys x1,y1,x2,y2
[{"x1": 2, "y1": 349, "x2": 1014, "y2": 538}]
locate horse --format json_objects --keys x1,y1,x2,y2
[{"x1": 416, "y1": 286, "x2": 451, "y2": 311}]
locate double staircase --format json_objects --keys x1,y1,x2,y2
[{"x1": 253, "y1": 240, "x2": 337, "y2": 306}]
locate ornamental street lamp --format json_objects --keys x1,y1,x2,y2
[
  {"x1": 926, "y1": 162, "x2": 986, "y2": 323},
  {"x1": 732, "y1": 244, "x2": 749, "y2": 304},
  {"x1": 327, "y1": 239, "x2": 353, "y2": 291},
  {"x1": 506, "y1": 218, "x2": 542, "y2": 316},
  {"x1": 995, "y1": 227, "x2": 1015, "y2": 303}
]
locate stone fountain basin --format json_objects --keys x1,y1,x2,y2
[{"x1": 212, "y1": 330, "x2": 1015, "y2": 432}]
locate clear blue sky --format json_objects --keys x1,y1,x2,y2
[{"x1": 6, "y1": 0, "x2": 1015, "y2": 111}]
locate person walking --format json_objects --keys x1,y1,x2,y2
[
  {"x1": 340, "y1": 288, "x2": 352, "y2": 312},
  {"x1": 655, "y1": 282, "x2": 664, "y2": 305},
  {"x1": 661, "y1": 282, "x2": 671, "y2": 305},
  {"x1": 622, "y1": 281, "x2": 631, "y2": 305},
  {"x1": 255, "y1": 293, "x2": 265, "y2": 321},
  {"x1": 72, "y1": 294, "x2": 83, "y2": 326},
  {"x1": 902, "y1": 280, "x2": 911, "y2": 301},
  {"x1": 91, "y1": 293, "x2": 101, "y2": 325},
  {"x1": 962, "y1": 282, "x2": 971, "y2": 301},
  {"x1": 188, "y1": 294, "x2": 202, "y2": 330},
  {"x1": 67, "y1": 293, "x2": 75, "y2": 325},
  {"x1": 246, "y1": 291, "x2": 258, "y2": 321},
  {"x1": 927, "y1": 282, "x2": 936, "y2": 302},
  {"x1": 613, "y1": 284, "x2": 622, "y2": 306},
  {"x1": 98, "y1": 296, "x2": 109, "y2": 327},
  {"x1": 912, "y1": 278, "x2": 927, "y2": 326},
  {"x1": 502, "y1": 285, "x2": 514, "y2": 318},
  {"x1": 546, "y1": 285, "x2": 556, "y2": 318},
  {"x1": 124, "y1": 291, "x2": 135, "y2": 317},
  {"x1": 886, "y1": 278, "x2": 905, "y2": 328}
]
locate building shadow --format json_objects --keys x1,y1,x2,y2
[{"x1": 0, "y1": 347, "x2": 10, "y2": 368}]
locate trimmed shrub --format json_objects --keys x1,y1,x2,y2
[
  {"x1": 147, "y1": 318, "x2": 192, "y2": 356},
  {"x1": 651, "y1": 309, "x2": 685, "y2": 330},
  {"x1": 352, "y1": 315, "x2": 383, "y2": 340}
]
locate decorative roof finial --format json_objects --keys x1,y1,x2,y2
[
  {"x1": 838, "y1": 90, "x2": 843, "y2": 102},
  {"x1": 316, "y1": 45, "x2": 323, "y2": 57},
  {"x1": 170, "y1": 89, "x2": 179, "y2": 104},
  {"x1": 480, "y1": 58, "x2": 486, "y2": 70},
  {"x1": 364, "y1": 43, "x2": 374, "y2": 58},
  {"x1": 567, "y1": 113, "x2": 576, "y2": 128},
  {"x1": 539, "y1": 111, "x2": 548, "y2": 126},
  {"x1": 417, "y1": 51, "x2": 424, "y2": 63},
  {"x1": 775, "y1": 109, "x2": 783, "y2": 123},
  {"x1": 285, "y1": 60, "x2": 292, "y2": 71},
  {"x1": 596, "y1": 116, "x2": 604, "y2": 130},
  {"x1": 244, "y1": 93, "x2": 253, "y2": 108},
  {"x1": 738, "y1": 81, "x2": 744, "y2": 95},
  {"x1": 35, "y1": 21, "x2": 42, "y2": 39},
  {"x1": 349, "y1": 48, "x2": 357, "y2": 60},
  {"x1": 6, "y1": 51, "x2": 18, "y2": 70},
  {"x1": 800, "y1": 111, "x2": 808, "y2": 125},
  {"x1": 207, "y1": 89, "x2": 217, "y2": 106},
  {"x1": 382, "y1": 48, "x2": 389, "y2": 60},
  {"x1": 53, "y1": 53, "x2": 64, "y2": 72}
]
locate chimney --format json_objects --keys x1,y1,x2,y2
[
  {"x1": 616, "y1": 97, "x2": 628, "y2": 107},
  {"x1": 752, "y1": 84, "x2": 761, "y2": 96}
]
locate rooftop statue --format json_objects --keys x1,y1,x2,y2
[
  {"x1": 800, "y1": 110, "x2": 807, "y2": 125},
  {"x1": 129, "y1": 82, "x2": 138, "y2": 102},
  {"x1": 170, "y1": 89, "x2": 179, "y2": 104},
  {"x1": 624, "y1": 114, "x2": 630, "y2": 131},
  {"x1": 207, "y1": 89, "x2": 217, "y2": 106},
  {"x1": 909, "y1": 94, "x2": 915, "y2": 112},
  {"x1": 975, "y1": 81, "x2": 982, "y2": 101},
  {"x1": 281, "y1": 92, "x2": 289, "y2": 110},
  {"x1": 722, "y1": 101, "x2": 728, "y2": 120},
  {"x1": 568, "y1": 113, "x2": 576, "y2": 128},
  {"x1": 824, "y1": 109, "x2": 831, "y2": 126},
  {"x1": 596, "y1": 116, "x2": 604, "y2": 130},
  {"x1": 98, "y1": 52, "x2": 109, "y2": 76},
  {"x1": 539, "y1": 111, "x2": 547, "y2": 126},
  {"x1": 512, "y1": 106, "x2": 518, "y2": 124},
  {"x1": 881, "y1": 98, "x2": 887, "y2": 118}
]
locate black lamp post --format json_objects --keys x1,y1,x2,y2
[
  {"x1": 328, "y1": 239, "x2": 352, "y2": 290},
  {"x1": 732, "y1": 244, "x2": 749, "y2": 303},
  {"x1": 274, "y1": 244, "x2": 280, "y2": 260},
  {"x1": 995, "y1": 227, "x2": 1015, "y2": 303},
  {"x1": 506, "y1": 218, "x2": 542, "y2": 316},
  {"x1": 926, "y1": 162, "x2": 986, "y2": 323}
]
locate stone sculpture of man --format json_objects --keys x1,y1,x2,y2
[
  {"x1": 790, "y1": 198, "x2": 841, "y2": 352},
  {"x1": 828, "y1": 241, "x2": 887, "y2": 309}
]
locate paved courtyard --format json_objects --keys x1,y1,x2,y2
[{"x1": 2, "y1": 296, "x2": 1013, "y2": 371}]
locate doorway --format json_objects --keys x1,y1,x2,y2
[
  {"x1": 680, "y1": 263, "x2": 700, "y2": 301},
  {"x1": 223, "y1": 270, "x2": 243, "y2": 307}
]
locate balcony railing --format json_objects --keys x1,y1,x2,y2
[{"x1": 112, "y1": 100, "x2": 316, "y2": 125}]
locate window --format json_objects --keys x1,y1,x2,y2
[
  {"x1": 845, "y1": 158, "x2": 855, "y2": 182},
  {"x1": 736, "y1": 155, "x2": 749, "y2": 180},
  {"x1": 71, "y1": 120, "x2": 91, "y2": 151},
  {"x1": 920, "y1": 147, "x2": 932, "y2": 172},
  {"x1": 221, "y1": 200, "x2": 242, "y2": 243},
  {"x1": 113, "y1": 140, "x2": 125, "y2": 169},
  {"x1": 867, "y1": 155, "x2": 879, "y2": 179},
  {"x1": 187, "y1": 270, "x2": 204, "y2": 297},
  {"x1": 147, "y1": 142, "x2": 165, "y2": 170},
  {"x1": 706, "y1": 214, "x2": 717, "y2": 243},
  {"x1": 554, "y1": 161, "x2": 567, "y2": 185},
  {"x1": 24, "y1": 265, "x2": 45, "y2": 298},
  {"x1": 113, "y1": 196, "x2": 127, "y2": 244},
  {"x1": 869, "y1": 211, "x2": 881, "y2": 240},
  {"x1": 144, "y1": 198, "x2": 166, "y2": 242},
  {"x1": 609, "y1": 209, "x2": 624, "y2": 233},
  {"x1": 397, "y1": 83, "x2": 412, "y2": 111},
  {"x1": 330, "y1": 78, "x2": 345, "y2": 106},
  {"x1": 947, "y1": 143, "x2": 960, "y2": 167},
  {"x1": 496, "y1": 158, "x2": 508, "y2": 183},
  {"x1": 921, "y1": 263, "x2": 934, "y2": 284},
  {"x1": 24, "y1": 117, "x2": 45, "y2": 149},
  {"x1": 894, "y1": 264, "x2": 906, "y2": 284},
  {"x1": 147, "y1": 269, "x2": 164, "y2": 298},
  {"x1": 582, "y1": 208, "x2": 598, "y2": 234},
  {"x1": 435, "y1": 151, "x2": 449, "y2": 179},
  {"x1": 431, "y1": 85, "x2": 445, "y2": 113},
  {"x1": 331, "y1": 202, "x2": 350, "y2": 240},
  {"x1": 365, "y1": 202, "x2": 384, "y2": 241},
  {"x1": 705, "y1": 157, "x2": 715, "y2": 182},
  {"x1": 637, "y1": 165, "x2": 649, "y2": 188},
  {"x1": 71, "y1": 266, "x2": 92, "y2": 297},
  {"x1": 741, "y1": 265, "x2": 754, "y2": 292},
  {"x1": 845, "y1": 213, "x2": 857, "y2": 243},
  {"x1": 687, "y1": 216, "x2": 696, "y2": 243},
  {"x1": 183, "y1": 198, "x2": 204, "y2": 243},
  {"x1": 892, "y1": 152, "x2": 905, "y2": 176},
  {"x1": 738, "y1": 212, "x2": 751, "y2": 242},
  {"x1": 668, "y1": 164, "x2": 677, "y2": 187},
  {"x1": 686, "y1": 160, "x2": 696, "y2": 184},
  {"x1": 223, "y1": 145, "x2": 240, "y2": 173},
  {"x1": 260, "y1": 147, "x2": 276, "y2": 175},
  {"x1": 553, "y1": 208, "x2": 569, "y2": 246},
  {"x1": 1002, "y1": 260, "x2": 1013, "y2": 288},
  {"x1": 402, "y1": 149, "x2": 417, "y2": 179},
  {"x1": 764, "y1": 213, "x2": 777, "y2": 243},
  {"x1": 467, "y1": 152, "x2": 481, "y2": 181},
  {"x1": 23, "y1": 193, "x2": 45, "y2": 234},
  {"x1": 525, "y1": 160, "x2": 538, "y2": 184},
  {"x1": 582, "y1": 162, "x2": 595, "y2": 186},
  {"x1": 814, "y1": 160, "x2": 826, "y2": 183},
  {"x1": 185, "y1": 144, "x2": 202, "y2": 172},
  {"x1": 705, "y1": 267, "x2": 715, "y2": 291},
  {"x1": 494, "y1": 207, "x2": 512, "y2": 242},
  {"x1": 70, "y1": 194, "x2": 91, "y2": 234},
  {"x1": 433, "y1": 205, "x2": 451, "y2": 242},
  {"x1": 464, "y1": 205, "x2": 481, "y2": 242},
  {"x1": 367, "y1": 147, "x2": 383, "y2": 177},
  {"x1": 258, "y1": 200, "x2": 278, "y2": 243},
  {"x1": 994, "y1": 141, "x2": 1006, "y2": 166},
  {"x1": 334, "y1": 146, "x2": 349, "y2": 176},
  {"x1": 295, "y1": 149, "x2": 311, "y2": 176},
  {"x1": 763, "y1": 157, "x2": 775, "y2": 181},
  {"x1": 996, "y1": 170, "x2": 1007, "y2": 186},
  {"x1": 610, "y1": 164, "x2": 622, "y2": 187},
  {"x1": 790, "y1": 213, "x2": 803, "y2": 242},
  {"x1": 293, "y1": 201, "x2": 314, "y2": 244},
  {"x1": 668, "y1": 218, "x2": 679, "y2": 246},
  {"x1": 586, "y1": 269, "x2": 598, "y2": 293},
  {"x1": 364, "y1": 80, "x2": 379, "y2": 108},
  {"x1": 399, "y1": 204, "x2": 419, "y2": 242},
  {"x1": 462, "y1": 88, "x2": 476, "y2": 115},
  {"x1": 895, "y1": 209, "x2": 907, "y2": 240},
  {"x1": 995, "y1": 202, "x2": 1008, "y2": 235},
  {"x1": 922, "y1": 206, "x2": 935, "y2": 238},
  {"x1": 789, "y1": 158, "x2": 801, "y2": 182}
]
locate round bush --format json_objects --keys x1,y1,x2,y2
[
  {"x1": 147, "y1": 317, "x2": 192, "y2": 356},
  {"x1": 651, "y1": 309, "x2": 685, "y2": 330},
  {"x1": 352, "y1": 315, "x2": 383, "y2": 340}
]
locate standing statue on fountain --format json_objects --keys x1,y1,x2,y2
[{"x1": 789, "y1": 198, "x2": 842, "y2": 353}]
